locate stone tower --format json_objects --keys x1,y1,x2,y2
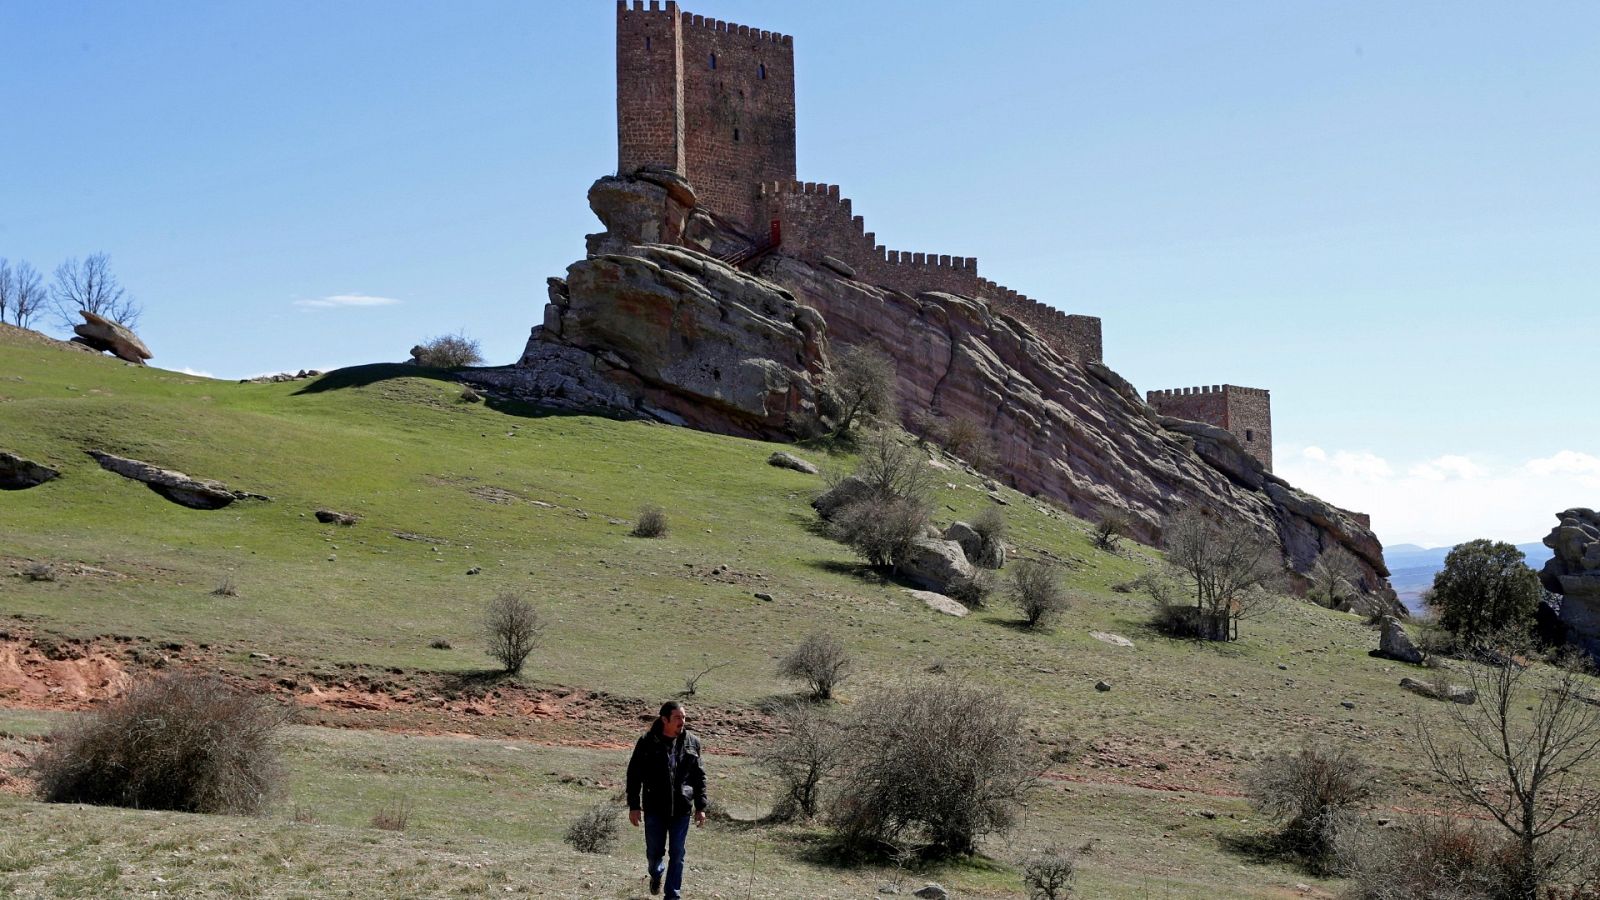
[
  {"x1": 1146, "y1": 385, "x2": 1273, "y2": 472},
  {"x1": 615, "y1": 0, "x2": 797, "y2": 232}
]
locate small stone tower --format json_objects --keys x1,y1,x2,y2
[
  {"x1": 615, "y1": 0, "x2": 797, "y2": 232},
  {"x1": 1146, "y1": 384, "x2": 1273, "y2": 472}
]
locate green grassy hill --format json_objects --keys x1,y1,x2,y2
[{"x1": 0, "y1": 328, "x2": 1456, "y2": 898}]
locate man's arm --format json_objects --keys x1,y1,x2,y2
[
  {"x1": 625, "y1": 737, "x2": 645, "y2": 816},
  {"x1": 687, "y1": 735, "x2": 708, "y2": 823}
]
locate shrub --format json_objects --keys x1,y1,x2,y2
[
  {"x1": 936, "y1": 415, "x2": 996, "y2": 471},
  {"x1": 778, "y1": 632, "x2": 852, "y2": 701},
  {"x1": 852, "y1": 429, "x2": 935, "y2": 506},
  {"x1": 1245, "y1": 743, "x2": 1374, "y2": 874},
  {"x1": 33, "y1": 672, "x2": 288, "y2": 814},
  {"x1": 631, "y1": 504, "x2": 669, "y2": 538},
  {"x1": 971, "y1": 507, "x2": 1008, "y2": 569},
  {"x1": 483, "y1": 591, "x2": 543, "y2": 675},
  {"x1": 1157, "y1": 509, "x2": 1284, "y2": 641},
  {"x1": 1011, "y1": 560, "x2": 1068, "y2": 629},
  {"x1": 829, "y1": 679, "x2": 1036, "y2": 858},
  {"x1": 371, "y1": 797, "x2": 413, "y2": 831},
  {"x1": 564, "y1": 803, "x2": 621, "y2": 853},
  {"x1": 1428, "y1": 539, "x2": 1542, "y2": 645},
  {"x1": 829, "y1": 345, "x2": 896, "y2": 434},
  {"x1": 827, "y1": 495, "x2": 929, "y2": 570},
  {"x1": 1337, "y1": 816, "x2": 1511, "y2": 900},
  {"x1": 1021, "y1": 845, "x2": 1077, "y2": 899},
  {"x1": 428, "y1": 638, "x2": 452, "y2": 650},
  {"x1": 759, "y1": 702, "x2": 845, "y2": 820},
  {"x1": 1306, "y1": 546, "x2": 1363, "y2": 610},
  {"x1": 1091, "y1": 505, "x2": 1131, "y2": 553},
  {"x1": 210, "y1": 574, "x2": 238, "y2": 597},
  {"x1": 411, "y1": 332, "x2": 484, "y2": 368},
  {"x1": 945, "y1": 569, "x2": 995, "y2": 609}
]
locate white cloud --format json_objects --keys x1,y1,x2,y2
[
  {"x1": 1278, "y1": 445, "x2": 1599, "y2": 548},
  {"x1": 176, "y1": 366, "x2": 215, "y2": 378},
  {"x1": 294, "y1": 293, "x2": 402, "y2": 309}
]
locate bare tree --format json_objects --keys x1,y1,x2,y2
[
  {"x1": 11, "y1": 262, "x2": 47, "y2": 329},
  {"x1": 1306, "y1": 546, "x2": 1364, "y2": 610},
  {"x1": 1091, "y1": 504, "x2": 1132, "y2": 553},
  {"x1": 1158, "y1": 508, "x2": 1284, "y2": 641},
  {"x1": 852, "y1": 429, "x2": 934, "y2": 506},
  {"x1": 777, "y1": 632, "x2": 853, "y2": 700},
  {"x1": 52, "y1": 253, "x2": 140, "y2": 329},
  {"x1": 830, "y1": 344, "x2": 896, "y2": 435},
  {"x1": 1419, "y1": 634, "x2": 1600, "y2": 899},
  {"x1": 759, "y1": 701, "x2": 845, "y2": 820},
  {"x1": 0, "y1": 259, "x2": 11, "y2": 324},
  {"x1": 483, "y1": 592, "x2": 544, "y2": 675},
  {"x1": 1246, "y1": 743, "x2": 1375, "y2": 873}
]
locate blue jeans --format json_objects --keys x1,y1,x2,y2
[{"x1": 643, "y1": 813, "x2": 690, "y2": 899}]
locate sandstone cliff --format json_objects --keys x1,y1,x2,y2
[
  {"x1": 470, "y1": 174, "x2": 1399, "y2": 614},
  {"x1": 1540, "y1": 508, "x2": 1600, "y2": 656}
]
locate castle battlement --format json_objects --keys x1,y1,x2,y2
[{"x1": 1146, "y1": 384, "x2": 1273, "y2": 471}]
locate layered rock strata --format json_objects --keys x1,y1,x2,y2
[
  {"x1": 1540, "y1": 508, "x2": 1600, "y2": 656},
  {"x1": 475, "y1": 174, "x2": 1399, "y2": 612}
]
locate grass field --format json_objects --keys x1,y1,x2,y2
[{"x1": 0, "y1": 327, "x2": 1535, "y2": 897}]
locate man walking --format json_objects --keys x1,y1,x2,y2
[{"x1": 627, "y1": 700, "x2": 707, "y2": 898}]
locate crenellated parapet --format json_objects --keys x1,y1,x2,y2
[
  {"x1": 1146, "y1": 384, "x2": 1273, "y2": 472},
  {"x1": 977, "y1": 279, "x2": 1102, "y2": 365}
]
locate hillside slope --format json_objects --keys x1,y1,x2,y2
[{"x1": 0, "y1": 328, "x2": 1463, "y2": 897}]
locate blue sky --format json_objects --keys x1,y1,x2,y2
[{"x1": 3, "y1": 1, "x2": 1597, "y2": 548}]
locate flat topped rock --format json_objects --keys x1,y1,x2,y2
[
  {"x1": 87, "y1": 450, "x2": 269, "y2": 510},
  {"x1": 1090, "y1": 631, "x2": 1135, "y2": 648},
  {"x1": 905, "y1": 589, "x2": 968, "y2": 617},
  {"x1": 72, "y1": 309, "x2": 151, "y2": 364}
]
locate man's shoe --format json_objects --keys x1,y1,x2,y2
[{"x1": 648, "y1": 872, "x2": 661, "y2": 895}]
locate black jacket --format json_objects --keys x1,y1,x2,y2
[{"x1": 626, "y1": 725, "x2": 707, "y2": 817}]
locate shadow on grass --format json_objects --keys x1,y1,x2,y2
[
  {"x1": 291, "y1": 364, "x2": 620, "y2": 423},
  {"x1": 1218, "y1": 829, "x2": 1311, "y2": 872},
  {"x1": 436, "y1": 668, "x2": 518, "y2": 697},
  {"x1": 787, "y1": 510, "x2": 832, "y2": 539}
]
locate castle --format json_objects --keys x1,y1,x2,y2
[{"x1": 614, "y1": 1, "x2": 1271, "y2": 470}]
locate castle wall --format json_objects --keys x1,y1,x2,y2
[
  {"x1": 1146, "y1": 385, "x2": 1273, "y2": 472},
  {"x1": 616, "y1": 2, "x2": 685, "y2": 176},
  {"x1": 679, "y1": 13, "x2": 795, "y2": 231},
  {"x1": 978, "y1": 279, "x2": 1103, "y2": 365}
]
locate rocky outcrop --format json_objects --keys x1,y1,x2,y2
[
  {"x1": 1539, "y1": 508, "x2": 1600, "y2": 657},
  {"x1": 901, "y1": 537, "x2": 976, "y2": 593},
  {"x1": 0, "y1": 451, "x2": 60, "y2": 489},
  {"x1": 1374, "y1": 616, "x2": 1425, "y2": 664},
  {"x1": 490, "y1": 173, "x2": 1399, "y2": 610},
  {"x1": 469, "y1": 242, "x2": 830, "y2": 441},
  {"x1": 87, "y1": 451, "x2": 269, "y2": 510},
  {"x1": 71, "y1": 310, "x2": 151, "y2": 364}
]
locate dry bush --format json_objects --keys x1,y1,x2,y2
[
  {"x1": 830, "y1": 344, "x2": 896, "y2": 434},
  {"x1": 1337, "y1": 816, "x2": 1514, "y2": 900},
  {"x1": 829, "y1": 679, "x2": 1036, "y2": 859},
  {"x1": 1306, "y1": 546, "x2": 1364, "y2": 609},
  {"x1": 428, "y1": 638, "x2": 452, "y2": 650},
  {"x1": 778, "y1": 632, "x2": 852, "y2": 700},
  {"x1": 759, "y1": 701, "x2": 845, "y2": 820},
  {"x1": 971, "y1": 507, "x2": 1008, "y2": 569},
  {"x1": 33, "y1": 672, "x2": 289, "y2": 814},
  {"x1": 1021, "y1": 845, "x2": 1077, "y2": 899},
  {"x1": 371, "y1": 797, "x2": 413, "y2": 831},
  {"x1": 945, "y1": 569, "x2": 995, "y2": 609},
  {"x1": 411, "y1": 332, "x2": 484, "y2": 368},
  {"x1": 938, "y1": 416, "x2": 996, "y2": 471},
  {"x1": 1011, "y1": 560, "x2": 1068, "y2": 629},
  {"x1": 853, "y1": 429, "x2": 935, "y2": 506},
  {"x1": 483, "y1": 591, "x2": 543, "y2": 675},
  {"x1": 210, "y1": 574, "x2": 238, "y2": 597},
  {"x1": 631, "y1": 504, "x2": 669, "y2": 538},
  {"x1": 290, "y1": 804, "x2": 317, "y2": 824},
  {"x1": 1245, "y1": 743, "x2": 1374, "y2": 874},
  {"x1": 1091, "y1": 505, "x2": 1131, "y2": 553},
  {"x1": 827, "y1": 495, "x2": 929, "y2": 570},
  {"x1": 564, "y1": 803, "x2": 621, "y2": 853}
]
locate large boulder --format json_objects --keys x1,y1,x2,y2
[
  {"x1": 72, "y1": 310, "x2": 151, "y2": 364},
  {"x1": 1539, "y1": 508, "x2": 1600, "y2": 657},
  {"x1": 1374, "y1": 616, "x2": 1425, "y2": 664},
  {"x1": 901, "y1": 537, "x2": 975, "y2": 593},
  {"x1": 943, "y1": 521, "x2": 983, "y2": 563},
  {"x1": 768, "y1": 451, "x2": 819, "y2": 475}
]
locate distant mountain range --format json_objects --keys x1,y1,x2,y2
[{"x1": 1386, "y1": 541, "x2": 1553, "y2": 615}]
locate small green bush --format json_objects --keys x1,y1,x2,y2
[
  {"x1": 632, "y1": 505, "x2": 669, "y2": 538},
  {"x1": 411, "y1": 332, "x2": 484, "y2": 368},
  {"x1": 564, "y1": 803, "x2": 621, "y2": 853}
]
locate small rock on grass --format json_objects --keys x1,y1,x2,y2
[
  {"x1": 753, "y1": 591, "x2": 773, "y2": 602},
  {"x1": 767, "y1": 451, "x2": 819, "y2": 475},
  {"x1": 1095, "y1": 680, "x2": 1112, "y2": 692},
  {"x1": 913, "y1": 885, "x2": 949, "y2": 900}
]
